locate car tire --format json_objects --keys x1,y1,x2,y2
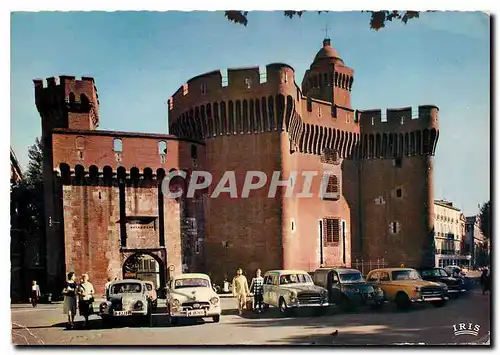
[
  {"x1": 314, "y1": 307, "x2": 328, "y2": 317},
  {"x1": 101, "y1": 316, "x2": 113, "y2": 327},
  {"x1": 340, "y1": 296, "x2": 353, "y2": 312},
  {"x1": 432, "y1": 300, "x2": 447, "y2": 307},
  {"x1": 278, "y1": 298, "x2": 288, "y2": 314},
  {"x1": 212, "y1": 315, "x2": 220, "y2": 323},
  {"x1": 395, "y1": 292, "x2": 410, "y2": 310}
]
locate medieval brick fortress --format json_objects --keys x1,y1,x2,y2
[{"x1": 34, "y1": 38, "x2": 439, "y2": 293}]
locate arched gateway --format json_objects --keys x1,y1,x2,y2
[{"x1": 122, "y1": 252, "x2": 166, "y2": 291}]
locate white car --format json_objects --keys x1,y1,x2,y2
[
  {"x1": 165, "y1": 273, "x2": 221, "y2": 325},
  {"x1": 99, "y1": 279, "x2": 152, "y2": 326}
]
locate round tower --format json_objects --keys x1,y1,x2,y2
[{"x1": 301, "y1": 38, "x2": 354, "y2": 108}]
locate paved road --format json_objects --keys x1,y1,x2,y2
[{"x1": 11, "y1": 289, "x2": 490, "y2": 346}]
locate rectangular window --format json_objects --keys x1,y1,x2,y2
[
  {"x1": 396, "y1": 188, "x2": 402, "y2": 198},
  {"x1": 323, "y1": 218, "x2": 340, "y2": 244},
  {"x1": 191, "y1": 144, "x2": 197, "y2": 159}
]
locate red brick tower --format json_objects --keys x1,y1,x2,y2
[
  {"x1": 358, "y1": 106, "x2": 439, "y2": 268},
  {"x1": 34, "y1": 76, "x2": 205, "y2": 294},
  {"x1": 33, "y1": 76, "x2": 100, "y2": 292}
]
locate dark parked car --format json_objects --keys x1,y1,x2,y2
[
  {"x1": 417, "y1": 267, "x2": 466, "y2": 295},
  {"x1": 312, "y1": 268, "x2": 385, "y2": 311}
]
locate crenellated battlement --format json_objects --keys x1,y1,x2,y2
[
  {"x1": 33, "y1": 75, "x2": 96, "y2": 90},
  {"x1": 34, "y1": 75, "x2": 101, "y2": 130},
  {"x1": 358, "y1": 105, "x2": 439, "y2": 133},
  {"x1": 169, "y1": 63, "x2": 295, "y2": 111}
]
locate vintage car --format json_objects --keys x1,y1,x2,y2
[
  {"x1": 366, "y1": 268, "x2": 449, "y2": 309},
  {"x1": 312, "y1": 267, "x2": 385, "y2": 310},
  {"x1": 143, "y1": 281, "x2": 158, "y2": 310},
  {"x1": 417, "y1": 267, "x2": 466, "y2": 295},
  {"x1": 262, "y1": 270, "x2": 329, "y2": 315},
  {"x1": 99, "y1": 279, "x2": 153, "y2": 325},
  {"x1": 165, "y1": 273, "x2": 221, "y2": 325}
]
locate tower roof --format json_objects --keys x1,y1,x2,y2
[{"x1": 312, "y1": 38, "x2": 343, "y2": 65}]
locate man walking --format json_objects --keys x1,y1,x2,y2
[
  {"x1": 232, "y1": 268, "x2": 250, "y2": 316},
  {"x1": 29, "y1": 280, "x2": 41, "y2": 307},
  {"x1": 249, "y1": 269, "x2": 264, "y2": 313}
]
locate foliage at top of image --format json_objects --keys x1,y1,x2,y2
[{"x1": 225, "y1": 10, "x2": 421, "y2": 31}]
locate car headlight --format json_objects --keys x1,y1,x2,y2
[
  {"x1": 172, "y1": 299, "x2": 180, "y2": 307},
  {"x1": 135, "y1": 300, "x2": 143, "y2": 310},
  {"x1": 210, "y1": 297, "x2": 219, "y2": 305},
  {"x1": 99, "y1": 303, "x2": 108, "y2": 311},
  {"x1": 443, "y1": 285, "x2": 448, "y2": 291},
  {"x1": 374, "y1": 287, "x2": 383, "y2": 294}
]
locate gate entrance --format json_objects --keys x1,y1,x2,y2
[{"x1": 122, "y1": 253, "x2": 164, "y2": 290}]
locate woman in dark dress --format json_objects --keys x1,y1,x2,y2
[{"x1": 62, "y1": 272, "x2": 77, "y2": 329}]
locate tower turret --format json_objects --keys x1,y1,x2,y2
[{"x1": 301, "y1": 38, "x2": 354, "y2": 108}]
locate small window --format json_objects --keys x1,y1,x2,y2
[
  {"x1": 77, "y1": 151, "x2": 83, "y2": 160},
  {"x1": 291, "y1": 220, "x2": 295, "y2": 231},
  {"x1": 390, "y1": 221, "x2": 400, "y2": 234},
  {"x1": 113, "y1": 138, "x2": 123, "y2": 152},
  {"x1": 160, "y1": 155, "x2": 166, "y2": 163},
  {"x1": 158, "y1": 141, "x2": 167, "y2": 155},
  {"x1": 396, "y1": 188, "x2": 402, "y2": 198},
  {"x1": 191, "y1": 144, "x2": 197, "y2": 159},
  {"x1": 371, "y1": 117, "x2": 375, "y2": 125},
  {"x1": 394, "y1": 157, "x2": 402, "y2": 168},
  {"x1": 318, "y1": 106, "x2": 322, "y2": 117},
  {"x1": 400, "y1": 116, "x2": 405, "y2": 125},
  {"x1": 244, "y1": 78, "x2": 252, "y2": 89},
  {"x1": 200, "y1": 83, "x2": 207, "y2": 94}
]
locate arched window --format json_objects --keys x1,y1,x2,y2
[
  {"x1": 158, "y1": 141, "x2": 167, "y2": 155},
  {"x1": 113, "y1": 138, "x2": 123, "y2": 152}
]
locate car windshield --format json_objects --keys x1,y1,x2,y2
[
  {"x1": 339, "y1": 272, "x2": 364, "y2": 283},
  {"x1": 392, "y1": 270, "x2": 421, "y2": 281},
  {"x1": 279, "y1": 273, "x2": 313, "y2": 285},
  {"x1": 174, "y1": 278, "x2": 210, "y2": 289},
  {"x1": 111, "y1": 283, "x2": 142, "y2": 294},
  {"x1": 421, "y1": 269, "x2": 448, "y2": 278}
]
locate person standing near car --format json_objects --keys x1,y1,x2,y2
[
  {"x1": 232, "y1": 268, "x2": 250, "y2": 316},
  {"x1": 78, "y1": 273, "x2": 95, "y2": 329},
  {"x1": 249, "y1": 269, "x2": 264, "y2": 313},
  {"x1": 62, "y1": 272, "x2": 78, "y2": 329}
]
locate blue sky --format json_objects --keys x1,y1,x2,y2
[{"x1": 10, "y1": 11, "x2": 490, "y2": 215}]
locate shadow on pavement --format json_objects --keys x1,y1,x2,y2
[{"x1": 11, "y1": 306, "x2": 217, "y2": 331}]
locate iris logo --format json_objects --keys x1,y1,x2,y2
[{"x1": 452, "y1": 322, "x2": 481, "y2": 336}]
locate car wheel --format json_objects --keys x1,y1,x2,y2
[
  {"x1": 314, "y1": 307, "x2": 328, "y2": 317},
  {"x1": 278, "y1": 298, "x2": 288, "y2": 314},
  {"x1": 432, "y1": 300, "x2": 447, "y2": 307},
  {"x1": 340, "y1": 296, "x2": 353, "y2": 312},
  {"x1": 395, "y1": 292, "x2": 410, "y2": 310},
  {"x1": 101, "y1": 316, "x2": 113, "y2": 327},
  {"x1": 212, "y1": 315, "x2": 220, "y2": 323}
]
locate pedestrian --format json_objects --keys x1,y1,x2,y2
[
  {"x1": 481, "y1": 268, "x2": 491, "y2": 295},
  {"x1": 29, "y1": 280, "x2": 41, "y2": 308},
  {"x1": 104, "y1": 277, "x2": 111, "y2": 297},
  {"x1": 232, "y1": 268, "x2": 250, "y2": 316},
  {"x1": 62, "y1": 272, "x2": 78, "y2": 329},
  {"x1": 249, "y1": 269, "x2": 264, "y2": 313},
  {"x1": 78, "y1": 273, "x2": 95, "y2": 329}
]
